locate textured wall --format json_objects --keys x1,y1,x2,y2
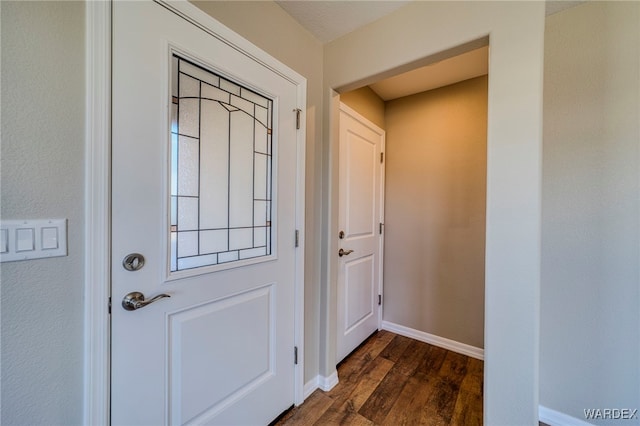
[
  {"x1": 541, "y1": 2, "x2": 640, "y2": 423},
  {"x1": 4, "y1": 2, "x2": 631, "y2": 423},
  {"x1": 383, "y1": 76, "x2": 487, "y2": 349},
  {"x1": 0, "y1": 1, "x2": 85, "y2": 425}
]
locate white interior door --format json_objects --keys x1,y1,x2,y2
[
  {"x1": 111, "y1": 2, "x2": 304, "y2": 425},
  {"x1": 336, "y1": 103, "x2": 385, "y2": 362}
]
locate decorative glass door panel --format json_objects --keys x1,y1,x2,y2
[{"x1": 170, "y1": 55, "x2": 273, "y2": 272}]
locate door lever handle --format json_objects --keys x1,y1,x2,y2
[
  {"x1": 122, "y1": 291, "x2": 170, "y2": 311},
  {"x1": 338, "y1": 248, "x2": 354, "y2": 257}
]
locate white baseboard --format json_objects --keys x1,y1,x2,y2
[
  {"x1": 319, "y1": 371, "x2": 339, "y2": 391},
  {"x1": 302, "y1": 372, "x2": 339, "y2": 400},
  {"x1": 539, "y1": 405, "x2": 594, "y2": 426},
  {"x1": 303, "y1": 377, "x2": 319, "y2": 400},
  {"x1": 381, "y1": 321, "x2": 484, "y2": 360}
]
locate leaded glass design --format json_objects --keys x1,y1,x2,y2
[{"x1": 170, "y1": 55, "x2": 273, "y2": 272}]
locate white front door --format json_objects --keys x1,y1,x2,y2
[
  {"x1": 336, "y1": 103, "x2": 385, "y2": 362},
  {"x1": 111, "y1": 2, "x2": 304, "y2": 425}
]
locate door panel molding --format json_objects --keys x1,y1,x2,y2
[
  {"x1": 344, "y1": 254, "x2": 375, "y2": 333},
  {"x1": 84, "y1": 1, "x2": 306, "y2": 423},
  {"x1": 168, "y1": 284, "x2": 275, "y2": 424}
]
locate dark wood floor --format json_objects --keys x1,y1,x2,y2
[{"x1": 275, "y1": 330, "x2": 483, "y2": 425}]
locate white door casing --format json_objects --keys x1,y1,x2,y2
[
  {"x1": 111, "y1": 2, "x2": 305, "y2": 425},
  {"x1": 336, "y1": 103, "x2": 385, "y2": 363}
]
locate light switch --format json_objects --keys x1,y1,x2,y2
[
  {"x1": 0, "y1": 219, "x2": 67, "y2": 262},
  {"x1": 0, "y1": 229, "x2": 7, "y2": 253},
  {"x1": 16, "y1": 228, "x2": 35, "y2": 252},
  {"x1": 42, "y1": 227, "x2": 59, "y2": 250}
]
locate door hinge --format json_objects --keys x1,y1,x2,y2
[
  {"x1": 379, "y1": 222, "x2": 384, "y2": 235},
  {"x1": 378, "y1": 294, "x2": 382, "y2": 306},
  {"x1": 380, "y1": 152, "x2": 384, "y2": 163},
  {"x1": 108, "y1": 297, "x2": 112, "y2": 315},
  {"x1": 295, "y1": 230, "x2": 300, "y2": 247},
  {"x1": 294, "y1": 346, "x2": 298, "y2": 365},
  {"x1": 294, "y1": 108, "x2": 301, "y2": 130}
]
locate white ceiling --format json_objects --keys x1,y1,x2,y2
[
  {"x1": 275, "y1": 0, "x2": 411, "y2": 44},
  {"x1": 275, "y1": 0, "x2": 585, "y2": 100},
  {"x1": 277, "y1": 1, "x2": 587, "y2": 44}
]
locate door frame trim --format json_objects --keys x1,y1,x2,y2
[
  {"x1": 84, "y1": 2, "x2": 307, "y2": 423},
  {"x1": 83, "y1": 1, "x2": 111, "y2": 424}
]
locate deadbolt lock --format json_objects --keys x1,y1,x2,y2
[{"x1": 122, "y1": 253, "x2": 145, "y2": 271}]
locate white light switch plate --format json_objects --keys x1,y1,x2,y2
[{"x1": 0, "y1": 219, "x2": 67, "y2": 262}]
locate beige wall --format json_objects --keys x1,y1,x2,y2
[
  {"x1": 339, "y1": 86, "x2": 385, "y2": 129},
  {"x1": 1, "y1": 2, "x2": 85, "y2": 424},
  {"x1": 541, "y1": 2, "x2": 640, "y2": 423},
  {"x1": 8, "y1": 2, "x2": 634, "y2": 424},
  {"x1": 192, "y1": 1, "x2": 324, "y2": 383},
  {"x1": 384, "y1": 76, "x2": 487, "y2": 349},
  {"x1": 323, "y1": 3, "x2": 544, "y2": 423}
]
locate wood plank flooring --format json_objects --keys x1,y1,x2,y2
[{"x1": 274, "y1": 330, "x2": 483, "y2": 426}]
